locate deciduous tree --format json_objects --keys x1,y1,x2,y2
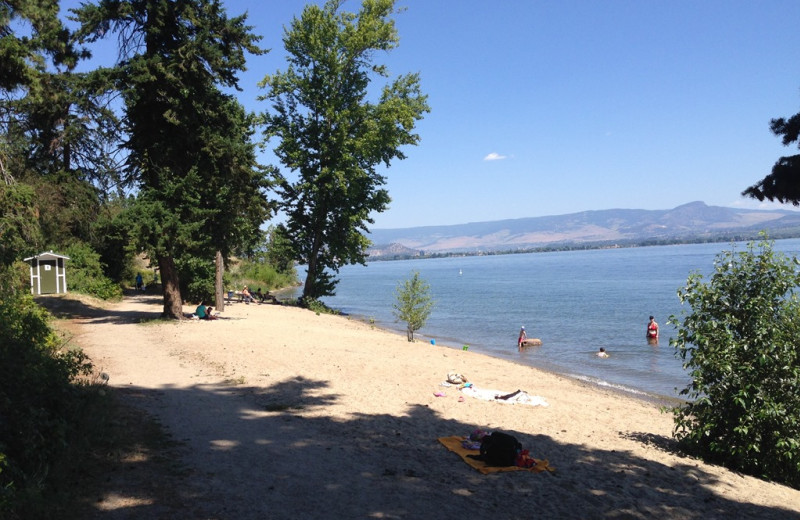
[
  {"x1": 669, "y1": 237, "x2": 800, "y2": 487},
  {"x1": 260, "y1": 0, "x2": 429, "y2": 303},
  {"x1": 392, "y1": 271, "x2": 433, "y2": 342}
]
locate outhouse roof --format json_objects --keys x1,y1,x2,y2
[{"x1": 23, "y1": 251, "x2": 71, "y2": 262}]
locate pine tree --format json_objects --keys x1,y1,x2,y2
[{"x1": 74, "y1": 0, "x2": 269, "y2": 318}]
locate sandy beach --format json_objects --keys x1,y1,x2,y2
[{"x1": 48, "y1": 293, "x2": 800, "y2": 519}]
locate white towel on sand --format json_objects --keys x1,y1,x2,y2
[{"x1": 460, "y1": 386, "x2": 549, "y2": 407}]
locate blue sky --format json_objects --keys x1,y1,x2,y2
[{"x1": 63, "y1": 1, "x2": 800, "y2": 229}]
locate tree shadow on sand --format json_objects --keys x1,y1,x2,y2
[
  {"x1": 70, "y1": 376, "x2": 798, "y2": 520},
  {"x1": 45, "y1": 294, "x2": 796, "y2": 519}
]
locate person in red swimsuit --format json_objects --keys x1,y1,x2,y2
[{"x1": 646, "y1": 315, "x2": 659, "y2": 342}]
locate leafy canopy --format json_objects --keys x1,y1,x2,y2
[
  {"x1": 392, "y1": 270, "x2": 433, "y2": 342},
  {"x1": 669, "y1": 237, "x2": 800, "y2": 487},
  {"x1": 260, "y1": 0, "x2": 429, "y2": 303}
]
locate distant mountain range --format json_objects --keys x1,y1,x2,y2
[{"x1": 366, "y1": 201, "x2": 800, "y2": 258}]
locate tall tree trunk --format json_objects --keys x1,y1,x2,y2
[
  {"x1": 303, "y1": 228, "x2": 324, "y2": 301},
  {"x1": 215, "y1": 250, "x2": 224, "y2": 312},
  {"x1": 303, "y1": 256, "x2": 317, "y2": 301},
  {"x1": 158, "y1": 254, "x2": 183, "y2": 319}
]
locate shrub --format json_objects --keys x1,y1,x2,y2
[
  {"x1": 0, "y1": 292, "x2": 93, "y2": 515},
  {"x1": 392, "y1": 271, "x2": 434, "y2": 342},
  {"x1": 238, "y1": 258, "x2": 296, "y2": 291},
  {"x1": 669, "y1": 237, "x2": 800, "y2": 487},
  {"x1": 62, "y1": 242, "x2": 123, "y2": 300}
]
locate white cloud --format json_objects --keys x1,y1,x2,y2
[{"x1": 483, "y1": 152, "x2": 507, "y2": 161}]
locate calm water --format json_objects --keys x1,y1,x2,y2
[{"x1": 288, "y1": 239, "x2": 800, "y2": 400}]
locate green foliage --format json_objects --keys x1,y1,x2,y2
[
  {"x1": 669, "y1": 237, "x2": 800, "y2": 487},
  {"x1": 263, "y1": 224, "x2": 295, "y2": 275},
  {"x1": 0, "y1": 0, "x2": 83, "y2": 92},
  {"x1": 176, "y1": 255, "x2": 217, "y2": 304},
  {"x1": 29, "y1": 173, "x2": 101, "y2": 247},
  {"x1": 2, "y1": 1, "x2": 118, "y2": 256},
  {"x1": 62, "y1": 242, "x2": 122, "y2": 300},
  {"x1": 237, "y1": 258, "x2": 295, "y2": 292},
  {"x1": 73, "y1": 0, "x2": 269, "y2": 318},
  {"x1": 90, "y1": 195, "x2": 137, "y2": 284},
  {"x1": 260, "y1": 0, "x2": 429, "y2": 301},
  {"x1": 0, "y1": 181, "x2": 42, "y2": 269},
  {"x1": 392, "y1": 271, "x2": 434, "y2": 341},
  {"x1": 743, "y1": 96, "x2": 800, "y2": 204},
  {"x1": 303, "y1": 297, "x2": 338, "y2": 316},
  {"x1": 0, "y1": 292, "x2": 93, "y2": 515},
  {"x1": 0, "y1": 261, "x2": 32, "y2": 296}
]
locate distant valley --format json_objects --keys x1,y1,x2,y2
[{"x1": 366, "y1": 201, "x2": 800, "y2": 258}]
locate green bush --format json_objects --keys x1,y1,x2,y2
[
  {"x1": 669, "y1": 237, "x2": 800, "y2": 487},
  {"x1": 237, "y1": 257, "x2": 296, "y2": 292},
  {"x1": 176, "y1": 255, "x2": 218, "y2": 304},
  {"x1": 62, "y1": 242, "x2": 123, "y2": 300},
  {"x1": 392, "y1": 271, "x2": 434, "y2": 342},
  {"x1": 0, "y1": 292, "x2": 93, "y2": 515}
]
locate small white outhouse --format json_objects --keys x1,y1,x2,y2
[{"x1": 23, "y1": 251, "x2": 70, "y2": 295}]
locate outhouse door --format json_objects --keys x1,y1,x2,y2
[{"x1": 39, "y1": 260, "x2": 58, "y2": 293}]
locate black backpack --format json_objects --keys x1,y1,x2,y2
[{"x1": 478, "y1": 431, "x2": 522, "y2": 466}]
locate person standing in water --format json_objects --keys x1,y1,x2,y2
[
  {"x1": 517, "y1": 326, "x2": 527, "y2": 348},
  {"x1": 646, "y1": 315, "x2": 659, "y2": 343}
]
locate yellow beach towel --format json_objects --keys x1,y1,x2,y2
[{"x1": 438, "y1": 436, "x2": 555, "y2": 475}]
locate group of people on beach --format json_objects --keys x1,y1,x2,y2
[
  {"x1": 517, "y1": 315, "x2": 659, "y2": 358},
  {"x1": 241, "y1": 285, "x2": 278, "y2": 304}
]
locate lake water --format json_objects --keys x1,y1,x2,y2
[{"x1": 286, "y1": 238, "x2": 800, "y2": 400}]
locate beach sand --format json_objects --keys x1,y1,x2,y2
[{"x1": 47, "y1": 293, "x2": 800, "y2": 519}]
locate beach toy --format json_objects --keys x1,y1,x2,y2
[
  {"x1": 462, "y1": 345, "x2": 469, "y2": 351},
  {"x1": 430, "y1": 339, "x2": 436, "y2": 345}
]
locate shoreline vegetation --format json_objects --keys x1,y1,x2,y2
[{"x1": 38, "y1": 293, "x2": 800, "y2": 518}]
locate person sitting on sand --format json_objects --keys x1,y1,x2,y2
[
  {"x1": 597, "y1": 347, "x2": 609, "y2": 358},
  {"x1": 195, "y1": 302, "x2": 207, "y2": 319},
  {"x1": 204, "y1": 306, "x2": 218, "y2": 320},
  {"x1": 517, "y1": 326, "x2": 527, "y2": 348}
]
